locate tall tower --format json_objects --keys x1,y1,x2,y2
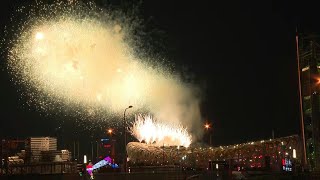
[{"x1": 298, "y1": 34, "x2": 320, "y2": 171}]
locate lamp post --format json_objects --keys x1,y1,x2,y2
[
  {"x1": 107, "y1": 129, "x2": 116, "y2": 163},
  {"x1": 108, "y1": 129, "x2": 113, "y2": 135},
  {"x1": 124, "y1": 105, "x2": 133, "y2": 172},
  {"x1": 205, "y1": 123, "x2": 212, "y2": 146}
]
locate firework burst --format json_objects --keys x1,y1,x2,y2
[{"x1": 130, "y1": 114, "x2": 192, "y2": 147}]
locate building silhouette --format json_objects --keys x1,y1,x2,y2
[{"x1": 298, "y1": 34, "x2": 320, "y2": 170}]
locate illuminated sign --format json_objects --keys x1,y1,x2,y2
[
  {"x1": 103, "y1": 144, "x2": 111, "y2": 148},
  {"x1": 86, "y1": 156, "x2": 119, "y2": 175},
  {"x1": 293, "y1": 149, "x2": 296, "y2": 158},
  {"x1": 282, "y1": 158, "x2": 292, "y2": 172}
]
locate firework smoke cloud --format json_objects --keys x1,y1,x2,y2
[{"x1": 3, "y1": 0, "x2": 203, "y2": 141}]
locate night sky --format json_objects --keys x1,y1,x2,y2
[{"x1": 0, "y1": 0, "x2": 317, "y2": 148}]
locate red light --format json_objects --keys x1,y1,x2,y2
[
  {"x1": 257, "y1": 163, "x2": 261, "y2": 168},
  {"x1": 104, "y1": 144, "x2": 111, "y2": 148}
]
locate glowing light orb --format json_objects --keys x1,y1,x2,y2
[
  {"x1": 35, "y1": 32, "x2": 44, "y2": 40},
  {"x1": 130, "y1": 114, "x2": 192, "y2": 147}
]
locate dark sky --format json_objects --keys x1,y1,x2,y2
[
  {"x1": 141, "y1": 1, "x2": 301, "y2": 145},
  {"x1": 0, "y1": 0, "x2": 317, "y2": 147}
]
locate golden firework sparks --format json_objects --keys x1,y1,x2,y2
[
  {"x1": 5, "y1": 1, "x2": 203, "y2": 138},
  {"x1": 130, "y1": 114, "x2": 192, "y2": 147}
]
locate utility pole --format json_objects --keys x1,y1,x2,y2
[
  {"x1": 296, "y1": 29, "x2": 307, "y2": 169},
  {"x1": 77, "y1": 140, "x2": 79, "y2": 161},
  {"x1": 91, "y1": 142, "x2": 93, "y2": 162},
  {"x1": 272, "y1": 129, "x2": 275, "y2": 139},
  {"x1": 96, "y1": 141, "x2": 98, "y2": 161},
  {"x1": 163, "y1": 143, "x2": 165, "y2": 165},
  {"x1": 73, "y1": 141, "x2": 75, "y2": 160},
  {"x1": 123, "y1": 105, "x2": 133, "y2": 172}
]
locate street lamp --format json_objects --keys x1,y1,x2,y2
[
  {"x1": 107, "y1": 129, "x2": 113, "y2": 135},
  {"x1": 204, "y1": 123, "x2": 210, "y2": 130},
  {"x1": 204, "y1": 123, "x2": 212, "y2": 146},
  {"x1": 123, "y1": 105, "x2": 133, "y2": 172}
]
